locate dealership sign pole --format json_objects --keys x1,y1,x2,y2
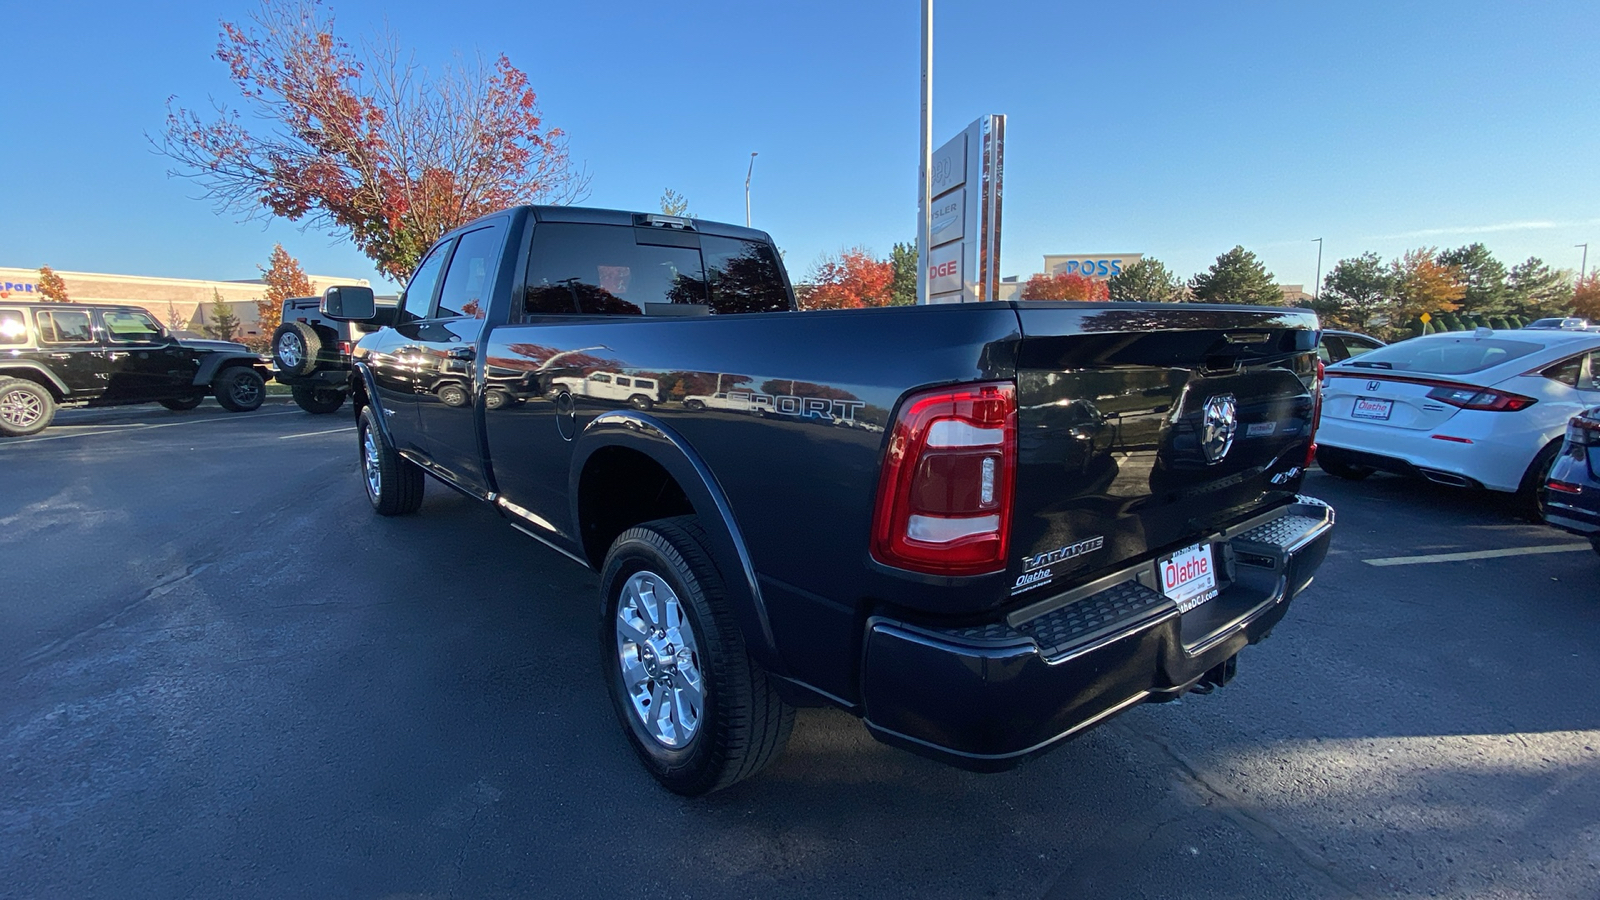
[
  {"x1": 921, "y1": 115, "x2": 1005, "y2": 304},
  {"x1": 917, "y1": 0, "x2": 932, "y2": 306}
]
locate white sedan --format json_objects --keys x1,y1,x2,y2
[{"x1": 1315, "y1": 329, "x2": 1600, "y2": 509}]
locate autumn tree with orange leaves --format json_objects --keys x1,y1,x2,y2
[
  {"x1": 1020, "y1": 271, "x2": 1110, "y2": 301},
  {"x1": 36, "y1": 266, "x2": 70, "y2": 303},
  {"x1": 252, "y1": 243, "x2": 313, "y2": 351},
  {"x1": 158, "y1": 0, "x2": 587, "y2": 282},
  {"x1": 1391, "y1": 248, "x2": 1466, "y2": 323},
  {"x1": 799, "y1": 248, "x2": 895, "y2": 310}
]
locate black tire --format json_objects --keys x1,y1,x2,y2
[
  {"x1": 600, "y1": 516, "x2": 795, "y2": 796},
  {"x1": 157, "y1": 395, "x2": 204, "y2": 411},
  {"x1": 1517, "y1": 439, "x2": 1563, "y2": 521},
  {"x1": 683, "y1": 399, "x2": 705, "y2": 411},
  {"x1": 272, "y1": 322, "x2": 324, "y2": 376},
  {"x1": 291, "y1": 385, "x2": 346, "y2": 415},
  {"x1": 437, "y1": 382, "x2": 469, "y2": 407},
  {"x1": 212, "y1": 367, "x2": 266, "y2": 412},
  {"x1": 358, "y1": 406, "x2": 424, "y2": 515},
  {"x1": 0, "y1": 378, "x2": 55, "y2": 437},
  {"x1": 628, "y1": 394, "x2": 654, "y2": 410},
  {"x1": 1316, "y1": 449, "x2": 1375, "y2": 481},
  {"x1": 484, "y1": 388, "x2": 514, "y2": 411}
]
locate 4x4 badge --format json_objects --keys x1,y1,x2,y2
[{"x1": 1201, "y1": 394, "x2": 1238, "y2": 464}]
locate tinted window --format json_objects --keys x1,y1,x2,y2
[
  {"x1": 1337, "y1": 336, "x2": 1541, "y2": 375},
  {"x1": 1545, "y1": 355, "x2": 1584, "y2": 387},
  {"x1": 0, "y1": 310, "x2": 27, "y2": 344},
  {"x1": 524, "y1": 224, "x2": 706, "y2": 316},
  {"x1": 103, "y1": 309, "x2": 162, "y2": 342},
  {"x1": 1343, "y1": 336, "x2": 1381, "y2": 358},
  {"x1": 435, "y1": 225, "x2": 503, "y2": 319},
  {"x1": 702, "y1": 236, "x2": 790, "y2": 314},
  {"x1": 402, "y1": 241, "x2": 453, "y2": 321},
  {"x1": 37, "y1": 309, "x2": 95, "y2": 343}
]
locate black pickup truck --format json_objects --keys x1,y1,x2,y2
[{"x1": 324, "y1": 205, "x2": 1335, "y2": 795}]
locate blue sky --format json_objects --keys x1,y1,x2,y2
[{"x1": 2, "y1": 0, "x2": 1597, "y2": 291}]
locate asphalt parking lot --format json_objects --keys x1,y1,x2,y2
[{"x1": 3, "y1": 401, "x2": 1597, "y2": 899}]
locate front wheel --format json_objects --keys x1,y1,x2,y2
[
  {"x1": 600, "y1": 517, "x2": 794, "y2": 796},
  {"x1": 358, "y1": 406, "x2": 424, "y2": 515},
  {"x1": 291, "y1": 385, "x2": 346, "y2": 415},
  {"x1": 0, "y1": 379, "x2": 55, "y2": 437},
  {"x1": 158, "y1": 395, "x2": 204, "y2": 411},
  {"x1": 213, "y1": 367, "x2": 265, "y2": 412}
]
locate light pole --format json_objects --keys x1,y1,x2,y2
[
  {"x1": 1312, "y1": 237, "x2": 1324, "y2": 302},
  {"x1": 1579, "y1": 243, "x2": 1589, "y2": 281},
  {"x1": 917, "y1": 0, "x2": 932, "y2": 305},
  {"x1": 744, "y1": 152, "x2": 758, "y2": 228}
]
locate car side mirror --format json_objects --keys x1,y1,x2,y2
[{"x1": 322, "y1": 285, "x2": 377, "y2": 322}]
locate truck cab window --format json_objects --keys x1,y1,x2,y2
[
  {"x1": 524, "y1": 224, "x2": 706, "y2": 316},
  {"x1": 401, "y1": 240, "x2": 453, "y2": 322},
  {"x1": 702, "y1": 236, "x2": 791, "y2": 314},
  {"x1": 435, "y1": 225, "x2": 503, "y2": 319}
]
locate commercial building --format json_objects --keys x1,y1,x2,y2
[
  {"x1": 995, "y1": 253, "x2": 1145, "y2": 300},
  {"x1": 0, "y1": 267, "x2": 371, "y2": 341}
]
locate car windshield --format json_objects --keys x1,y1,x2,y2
[{"x1": 1335, "y1": 336, "x2": 1542, "y2": 375}]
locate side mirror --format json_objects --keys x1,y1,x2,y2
[{"x1": 322, "y1": 285, "x2": 377, "y2": 322}]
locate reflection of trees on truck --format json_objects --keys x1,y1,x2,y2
[{"x1": 551, "y1": 370, "x2": 661, "y2": 409}]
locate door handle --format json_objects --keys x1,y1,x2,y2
[
  {"x1": 447, "y1": 346, "x2": 475, "y2": 361},
  {"x1": 49, "y1": 353, "x2": 71, "y2": 360}
]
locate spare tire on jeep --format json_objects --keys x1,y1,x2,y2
[{"x1": 272, "y1": 322, "x2": 324, "y2": 376}]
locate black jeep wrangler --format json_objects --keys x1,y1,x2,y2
[
  {"x1": 269, "y1": 295, "x2": 396, "y2": 414},
  {"x1": 0, "y1": 301, "x2": 269, "y2": 437}
]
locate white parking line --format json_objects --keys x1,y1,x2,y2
[
  {"x1": 2, "y1": 410, "x2": 301, "y2": 446},
  {"x1": 278, "y1": 427, "x2": 354, "y2": 440},
  {"x1": 1364, "y1": 544, "x2": 1593, "y2": 567}
]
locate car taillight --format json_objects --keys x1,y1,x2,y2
[
  {"x1": 339, "y1": 341, "x2": 353, "y2": 356},
  {"x1": 1568, "y1": 415, "x2": 1600, "y2": 447},
  {"x1": 1305, "y1": 359, "x2": 1324, "y2": 468},
  {"x1": 871, "y1": 382, "x2": 1016, "y2": 576},
  {"x1": 1425, "y1": 385, "x2": 1537, "y2": 412}
]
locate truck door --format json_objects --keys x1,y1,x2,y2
[
  {"x1": 372, "y1": 238, "x2": 453, "y2": 455},
  {"x1": 409, "y1": 219, "x2": 508, "y2": 492},
  {"x1": 31, "y1": 308, "x2": 107, "y2": 398},
  {"x1": 98, "y1": 308, "x2": 193, "y2": 402}
]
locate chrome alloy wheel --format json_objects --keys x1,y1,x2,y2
[
  {"x1": 0, "y1": 385, "x2": 43, "y2": 429},
  {"x1": 615, "y1": 571, "x2": 704, "y2": 748},
  {"x1": 362, "y1": 427, "x2": 382, "y2": 500},
  {"x1": 276, "y1": 332, "x2": 304, "y2": 369}
]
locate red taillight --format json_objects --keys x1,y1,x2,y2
[
  {"x1": 1547, "y1": 480, "x2": 1583, "y2": 495},
  {"x1": 339, "y1": 341, "x2": 353, "y2": 355},
  {"x1": 1305, "y1": 359, "x2": 1324, "y2": 468},
  {"x1": 871, "y1": 382, "x2": 1017, "y2": 576},
  {"x1": 1425, "y1": 385, "x2": 1537, "y2": 412},
  {"x1": 1569, "y1": 416, "x2": 1600, "y2": 447}
]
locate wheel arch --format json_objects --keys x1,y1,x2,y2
[
  {"x1": 571, "y1": 412, "x2": 784, "y2": 676},
  {"x1": 0, "y1": 363, "x2": 68, "y2": 402},
  {"x1": 194, "y1": 352, "x2": 266, "y2": 386}
]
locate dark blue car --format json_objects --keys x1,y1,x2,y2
[{"x1": 1545, "y1": 406, "x2": 1600, "y2": 556}]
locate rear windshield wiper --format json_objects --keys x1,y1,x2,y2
[{"x1": 1350, "y1": 361, "x2": 1393, "y2": 369}]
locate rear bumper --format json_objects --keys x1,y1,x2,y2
[
  {"x1": 859, "y1": 497, "x2": 1334, "y2": 771},
  {"x1": 1316, "y1": 417, "x2": 1539, "y2": 492}
]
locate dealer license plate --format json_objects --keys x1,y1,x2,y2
[
  {"x1": 1351, "y1": 397, "x2": 1393, "y2": 420},
  {"x1": 1160, "y1": 543, "x2": 1218, "y2": 613}
]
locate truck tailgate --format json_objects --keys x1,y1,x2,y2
[{"x1": 1006, "y1": 303, "x2": 1321, "y2": 600}]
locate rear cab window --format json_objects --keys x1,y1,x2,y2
[
  {"x1": 522, "y1": 224, "x2": 790, "y2": 317},
  {"x1": 0, "y1": 309, "x2": 27, "y2": 343},
  {"x1": 37, "y1": 309, "x2": 96, "y2": 343},
  {"x1": 1337, "y1": 336, "x2": 1541, "y2": 375}
]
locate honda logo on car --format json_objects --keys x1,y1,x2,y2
[{"x1": 1164, "y1": 552, "x2": 1209, "y2": 592}]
